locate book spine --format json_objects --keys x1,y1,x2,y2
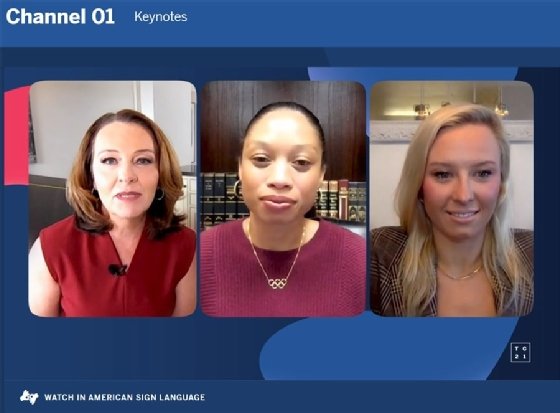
[
  {"x1": 236, "y1": 179, "x2": 250, "y2": 218},
  {"x1": 328, "y1": 180, "x2": 339, "y2": 219},
  {"x1": 348, "y1": 181, "x2": 359, "y2": 222},
  {"x1": 213, "y1": 172, "x2": 226, "y2": 225},
  {"x1": 338, "y1": 179, "x2": 349, "y2": 221},
  {"x1": 317, "y1": 180, "x2": 329, "y2": 218},
  {"x1": 357, "y1": 181, "x2": 367, "y2": 223},
  {"x1": 225, "y1": 173, "x2": 238, "y2": 221},
  {"x1": 314, "y1": 186, "x2": 321, "y2": 215},
  {"x1": 201, "y1": 172, "x2": 214, "y2": 229}
]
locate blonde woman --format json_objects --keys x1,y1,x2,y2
[{"x1": 371, "y1": 104, "x2": 533, "y2": 317}]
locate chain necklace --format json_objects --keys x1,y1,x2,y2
[
  {"x1": 437, "y1": 263, "x2": 482, "y2": 281},
  {"x1": 246, "y1": 219, "x2": 306, "y2": 290}
]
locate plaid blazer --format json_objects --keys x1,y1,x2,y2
[{"x1": 370, "y1": 226, "x2": 534, "y2": 317}]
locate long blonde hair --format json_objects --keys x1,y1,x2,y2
[{"x1": 395, "y1": 104, "x2": 532, "y2": 316}]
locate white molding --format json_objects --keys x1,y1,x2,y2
[
  {"x1": 370, "y1": 120, "x2": 418, "y2": 143},
  {"x1": 370, "y1": 120, "x2": 534, "y2": 143},
  {"x1": 503, "y1": 121, "x2": 534, "y2": 142}
]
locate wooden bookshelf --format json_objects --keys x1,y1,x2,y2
[
  {"x1": 200, "y1": 81, "x2": 366, "y2": 182},
  {"x1": 199, "y1": 81, "x2": 367, "y2": 232}
]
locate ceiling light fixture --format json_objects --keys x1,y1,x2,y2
[
  {"x1": 414, "y1": 84, "x2": 430, "y2": 120},
  {"x1": 441, "y1": 83, "x2": 451, "y2": 107},
  {"x1": 495, "y1": 84, "x2": 509, "y2": 117}
]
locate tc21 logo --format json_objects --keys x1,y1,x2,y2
[{"x1": 510, "y1": 342, "x2": 531, "y2": 363}]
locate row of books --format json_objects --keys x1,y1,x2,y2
[
  {"x1": 316, "y1": 179, "x2": 367, "y2": 222},
  {"x1": 201, "y1": 172, "x2": 249, "y2": 229},
  {"x1": 200, "y1": 172, "x2": 367, "y2": 229}
]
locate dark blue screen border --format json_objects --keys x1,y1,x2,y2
[{"x1": 1, "y1": 44, "x2": 559, "y2": 413}]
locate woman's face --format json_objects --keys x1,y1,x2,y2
[
  {"x1": 239, "y1": 108, "x2": 325, "y2": 225},
  {"x1": 422, "y1": 123, "x2": 502, "y2": 244},
  {"x1": 91, "y1": 121, "x2": 159, "y2": 225}
]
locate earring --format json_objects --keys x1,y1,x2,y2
[
  {"x1": 155, "y1": 187, "x2": 165, "y2": 201},
  {"x1": 234, "y1": 180, "x2": 242, "y2": 198}
]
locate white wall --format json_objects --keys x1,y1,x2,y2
[
  {"x1": 29, "y1": 80, "x2": 196, "y2": 179},
  {"x1": 29, "y1": 81, "x2": 135, "y2": 178},
  {"x1": 370, "y1": 141, "x2": 534, "y2": 230},
  {"x1": 153, "y1": 81, "x2": 196, "y2": 166}
]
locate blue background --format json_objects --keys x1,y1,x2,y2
[
  {"x1": 2, "y1": 1, "x2": 560, "y2": 412},
  {"x1": 3, "y1": 1, "x2": 560, "y2": 48}
]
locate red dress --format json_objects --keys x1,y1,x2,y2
[{"x1": 39, "y1": 216, "x2": 196, "y2": 317}]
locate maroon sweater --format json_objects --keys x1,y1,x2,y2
[{"x1": 200, "y1": 219, "x2": 366, "y2": 317}]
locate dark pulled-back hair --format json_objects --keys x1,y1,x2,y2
[
  {"x1": 240, "y1": 101, "x2": 326, "y2": 166},
  {"x1": 66, "y1": 109, "x2": 185, "y2": 239}
]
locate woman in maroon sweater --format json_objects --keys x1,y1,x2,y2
[{"x1": 200, "y1": 102, "x2": 366, "y2": 317}]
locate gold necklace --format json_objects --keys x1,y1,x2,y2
[
  {"x1": 437, "y1": 264, "x2": 482, "y2": 281},
  {"x1": 246, "y1": 219, "x2": 306, "y2": 290}
]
